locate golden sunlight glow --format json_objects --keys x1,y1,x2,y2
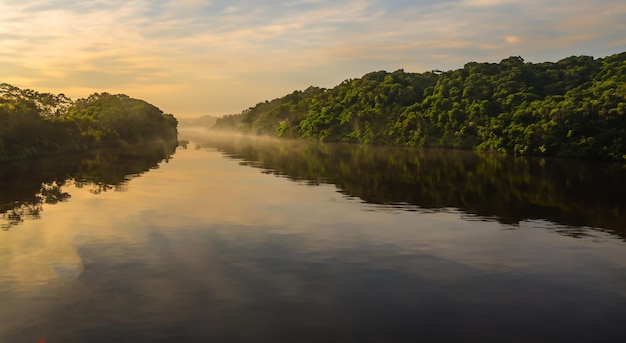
[{"x1": 0, "y1": 0, "x2": 624, "y2": 117}]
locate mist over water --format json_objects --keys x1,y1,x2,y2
[
  {"x1": 1, "y1": 128, "x2": 625, "y2": 342},
  {"x1": 187, "y1": 127, "x2": 626, "y2": 236}
]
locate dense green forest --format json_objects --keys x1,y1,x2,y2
[
  {"x1": 0, "y1": 83, "x2": 178, "y2": 161},
  {"x1": 213, "y1": 52, "x2": 626, "y2": 161}
]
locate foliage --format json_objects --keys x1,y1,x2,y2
[
  {"x1": 213, "y1": 86, "x2": 325, "y2": 136},
  {"x1": 0, "y1": 85, "x2": 178, "y2": 161},
  {"x1": 213, "y1": 52, "x2": 626, "y2": 161}
]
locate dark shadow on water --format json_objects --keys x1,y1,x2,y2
[
  {"x1": 0, "y1": 140, "x2": 179, "y2": 230},
  {"x1": 190, "y1": 133, "x2": 626, "y2": 240}
]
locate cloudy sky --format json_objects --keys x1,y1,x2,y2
[{"x1": 1, "y1": 0, "x2": 625, "y2": 117}]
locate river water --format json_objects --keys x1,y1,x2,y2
[{"x1": 1, "y1": 128, "x2": 625, "y2": 342}]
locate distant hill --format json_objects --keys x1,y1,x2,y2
[
  {"x1": 213, "y1": 52, "x2": 626, "y2": 161},
  {"x1": 177, "y1": 115, "x2": 218, "y2": 129}
]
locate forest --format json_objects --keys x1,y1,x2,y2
[
  {"x1": 0, "y1": 83, "x2": 178, "y2": 161},
  {"x1": 213, "y1": 52, "x2": 626, "y2": 161}
]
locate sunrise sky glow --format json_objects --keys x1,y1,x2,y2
[{"x1": 1, "y1": 0, "x2": 625, "y2": 117}]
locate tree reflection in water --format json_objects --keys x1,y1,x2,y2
[
  {"x1": 196, "y1": 134, "x2": 626, "y2": 240},
  {"x1": 0, "y1": 140, "x2": 178, "y2": 230}
]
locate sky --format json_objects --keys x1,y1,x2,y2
[{"x1": 1, "y1": 0, "x2": 625, "y2": 118}]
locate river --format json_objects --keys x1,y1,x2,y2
[{"x1": 1, "y1": 127, "x2": 625, "y2": 342}]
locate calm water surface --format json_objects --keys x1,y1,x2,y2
[{"x1": 1, "y1": 129, "x2": 626, "y2": 342}]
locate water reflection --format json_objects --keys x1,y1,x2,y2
[
  {"x1": 36, "y1": 224, "x2": 626, "y2": 342},
  {"x1": 188, "y1": 132, "x2": 626, "y2": 239},
  {"x1": 0, "y1": 141, "x2": 178, "y2": 230},
  {"x1": 2, "y1": 131, "x2": 626, "y2": 342}
]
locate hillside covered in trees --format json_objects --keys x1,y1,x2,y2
[
  {"x1": 0, "y1": 83, "x2": 178, "y2": 161},
  {"x1": 213, "y1": 52, "x2": 626, "y2": 161}
]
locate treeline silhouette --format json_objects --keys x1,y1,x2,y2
[
  {"x1": 214, "y1": 52, "x2": 625, "y2": 161},
  {"x1": 0, "y1": 83, "x2": 178, "y2": 161}
]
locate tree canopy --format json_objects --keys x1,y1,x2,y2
[
  {"x1": 213, "y1": 52, "x2": 626, "y2": 161},
  {"x1": 0, "y1": 85, "x2": 178, "y2": 161}
]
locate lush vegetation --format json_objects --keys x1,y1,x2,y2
[
  {"x1": 0, "y1": 83, "x2": 178, "y2": 161},
  {"x1": 213, "y1": 52, "x2": 626, "y2": 161}
]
